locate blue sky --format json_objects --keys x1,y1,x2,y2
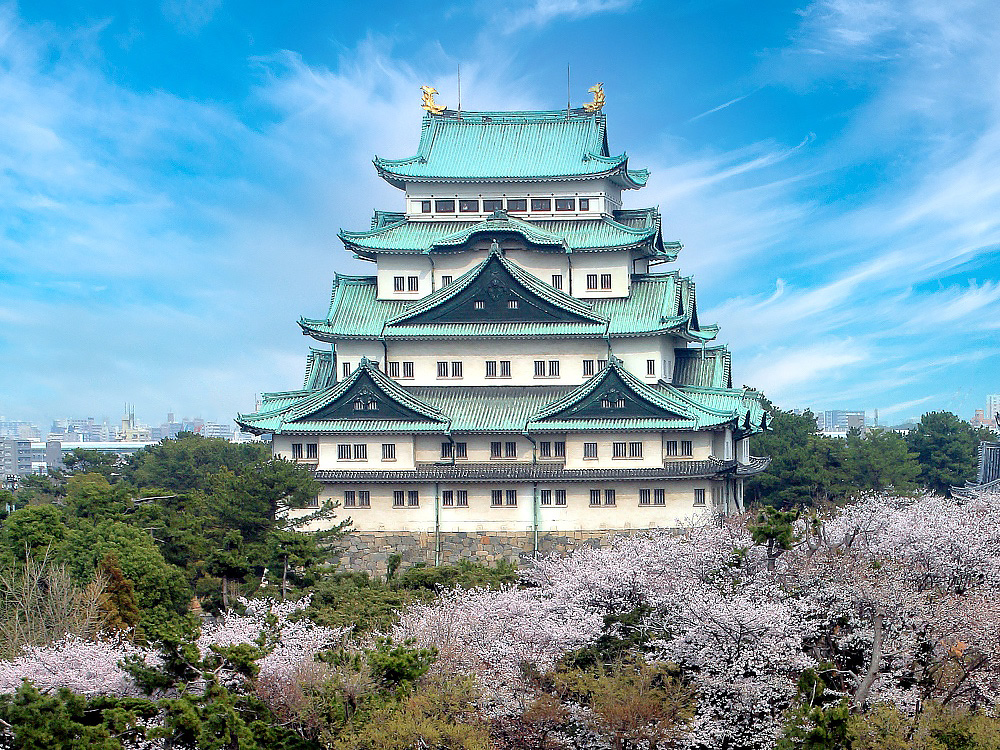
[{"x1": 2, "y1": 0, "x2": 999, "y2": 429}]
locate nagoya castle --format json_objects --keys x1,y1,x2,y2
[{"x1": 238, "y1": 85, "x2": 770, "y2": 570}]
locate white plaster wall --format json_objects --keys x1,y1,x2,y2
[
  {"x1": 570, "y1": 251, "x2": 631, "y2": 298},
  {"x1": 414, "y1": 435, "x2": 533, "y2": 463},
  {"x1": 273, "y1": 434, "x2": 416, "y2": 470},
  {"x1": 376, "y1": 253, "x2": 432, "y2": 300},
  {"x1": 334, "y1": 342, "x2": 385, "y2": 378}
]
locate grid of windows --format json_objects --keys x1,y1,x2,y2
[
  {"x1": 639, "y1": 488, "x2": 667, "y2": 506},
  {"x1": 440, "y1": 442, "x2": 468, "y2": 460},
  {"x1": 441, "y1": 490, "x2": 469, "y2": 507},
  {"x1": 485, "y1": 360, "x2": 512, "y2": 378},
  {"x1": 337, "y1": 444, "x2": 367, "y2": 460}
]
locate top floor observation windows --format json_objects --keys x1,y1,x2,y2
[{"x1": 410, "y1": 195, "x2": 596, "y2": 218}]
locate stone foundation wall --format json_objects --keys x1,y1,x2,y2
[{"x1": 331, "y1": 529, "x2": 665, "y2": 575}]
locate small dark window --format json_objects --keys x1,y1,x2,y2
[
  {"x1": 382, "y1": 443, "x2": 395, "y2": 460},
  {"x1": 534, "y1": 360, "x2": 546, "y2": 377},
  {"x1": 344, "y1": 491, "x2": 356, "y2": 508},
  {"x1": 402, "y1": 361, "x2": 414, "y2": 378},
  {"x1": 681, "y1": 440, "x2": 693, "y2": 457},
  {"x1": 530, "y1": 198, "x2": 552, "y2": 211},
  {"x1": 654, "y1": 489, "x2": 666, "y2": 506},
  {"x1": 548, "y1": 360, "x2": 559, "y2": 377},
  {"x1": 666, "y1": 441, "x2": 678, "y2": 456},
  {"x1": 601, "y1": 273, "x2": 612, "y2": 290},
  {"x1": 590, "y1": 489, "x2": 601, "y2": 506},
  {"x1": 455, "y1": 442, "x2": 467, "y2": 459},
  {"x1": 490, "y1": 442, "x2": 502, "y2": 459},
  {"x1": 508, "y1": 299, "x2": 519, "y2": 309},
  {"x1": 505, "y1": 489, "x2": 517, "y2": 506},
  {"x1": 483, "y1": 199, "x2": 503, "y2": 212},
  {"x1": 387, "y1": 361, "x2": 400, "y2": 378},
  {"x1": 420, "y1": 200, "x2": 432, "y2": 213},
  {"x1": 337, "y1": 444, "x2": 351, "y2": 460},
  {"x1": 629, "y1": 441, "x2": 642, "y2": 458},
  {"x1": 459, "y1": 199, "x2": 479, "y2": 213},
  {"x1": 555, "y1": 489, "x2": 566, "y2": 505},
  {"x1": 584, "y1": 442, "x2": 598, "y2": 459},
  {"x1": 358, "y1": 491, "x2": 370, "y2": 507},
  {"x1": 437, "y1": 361, "x2": 449, "y2": 378},
  {"x1": 442, "y1": 490, "x2": 454, "y2": 506},
  {"x1": 393, "y1": 490, "x2": 405, "y2": 507},
  {"x1": 291, "y1": 443, "x2": 303, "y2": 459},
  {"x1": 605, "y1": 489, "x2": 616, "y2": 506},
  {"x1": 597, "y1": 359, "x2": 607, "y2": 371},
  {"x1": 393, "y1": 276, "x2": 405, "y2": 292},
  {"x1": 451, "y1": 361, "x2": 463, "y2": 377},
  {"x1": 491, "y1": 489, "x2": 503, "y2": 506},
  {"x1": 456, "y1": 490, "x2": 468, "y2": 506},
  {"x1": 540, "y1": 489, "x2": 552, "y2": 505},
  {"x1": 647, "y1": 359, "x2": 656, "y2": 376},
  {"x1": 539, "y1": 441, "x2": 551, "y2": 457},
  {"x1": 579, "y1": 198, "x2": 590, "y2": 210},
  {"x1": 435, "y1": 199, "x2": 455, "y2": 213},
  {"x1": 694, "y1": 488, "x2": 706, "y2": 506},
  {"x1": 500, "y1": 360, "x2": 511, "y2": 377},
  {"x1": 474, "y1": 300, "x2": 485, "y2": 310},
  {"x1": 485, "y1": 360, "x2": 498, "y2": 378},
  {"x1": 613, "y1": 442, "x2": 627, "y2": 458},
  {"x1": 407, "y1": 276, "x2": 419, "y2": 292},
  {"x1": 639, "y1": 489, "x2": 651, "y2": 506},
  {"x1": 583, "y1": 360, "x2": 595, "y2": 376},
  {"x1": 504, "y1": 441, "x2": 517, "y2": 458},
  {"x1": 586, "y1": 274, "x2": 598, "y2": 290},
  {"x1": 353, "y1": 444, "x2": 367, "y2": 460},
  {"x1": 555, "y1": 198, "x2": 575, "y2": 211},
  {"x1": 408, "y1": 490, "x2": 419, "y2": 507},
  {"x1": 506, "y1": 198, "x2": 527, "y2": 212},
  {"x1": 554, "y1": 441, "x2": 565, "y2": 457},
  {"x1": 551, "y1": 274, "x2": 563, "y2": 290},
  {"x1": 441, "y1": 275, "x2": 453, "y2": 286},
  {"x1": 306, "y1": 443, "x2": 318, "y2": 459},
  {"x1": 441, "y1": 442, "x2": 452, "y2": 459}
]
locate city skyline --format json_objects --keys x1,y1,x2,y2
[{"x1": 2, "y1": 1, "x2": 999, "y2": 426}]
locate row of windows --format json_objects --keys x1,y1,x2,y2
[
  {"x1": 335, "y1": 487, "x2": 706, "y2": 509},
  {"x1": 586, "y1": 273, "x2": 613, "y2": 291},
  {"x1": 419, "y1": 197, "x2": 592, "y2": 214},
  {"x1": 581, "y1": 440, "x2": 692, "y2": 458},
  {"x1": 349, "y1": 358, "x2": 658, "y2": 381},
  {"x1": 290, "y1": 443, "x2": 318, "y2": 459},
  {"x1": 389, "y1": 272, "x2": 617, "y2": 295},
  {"x1": 321, "y1": 439, "x2": 691, "y2": 462}
]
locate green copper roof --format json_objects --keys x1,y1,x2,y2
[
  {"x1": 299, "y1": 269, "x2": 717, "y2": 342},
  {"x1": 302, "y1": 349, "x2": 336, "y2": 390},
  {"x1": 373, "y1": 109, "x2": 648, "y2": 189},
  {"x1": 672, "y1": 345, "x2": 733, "y2": 389},
  {"x1": 340, "y1": 208, "x2": 677, "y2": 259}
]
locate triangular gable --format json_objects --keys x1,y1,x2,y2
[
  {"x1": 428, "y1": 211, "x2": 567, "y2": 252},
  {"x1": 532, "y1": 358, "x2": 693, "y2": 422},
  {"x1": 388, "y1": 243, "x2": 605, "y2": 327},
  {"x1": 286, "y1": 359, "x2": 447, "y2": 424}
]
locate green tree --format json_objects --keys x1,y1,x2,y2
[
  {"x1": 206, "y1": 532, "x2": 251, "y2": 609},
  {"x1": 0, "y1": 682, "x2": 122, "y2": 750},
  {"x1": 906, "y1": 411, "x2": 984, "y2": 496},
  {"x1": 1, "y1": 504, "x2": 66, "y2": 563},
  {"x1": 843, "y1": 428, "x2": 921, "y2": 494},
  {"x1": 749, "y1": 505, "x2": 799, "y2": 572},
  {"x1": 62, "y1": 449, "x2": 122, "y2": 482},
  {"x1": 96, "y1": 553, "x2": 142, "y2": 635},
  {"x1": 124, "y1": 433, "x2": 269, "y2": 493}
]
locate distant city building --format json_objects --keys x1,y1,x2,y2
[
  {"x1": 971, "y1": 409, "x2": 994, "y2": 429},
  {"x1": 0, "y1": 419, "x2": 42, "y2": 440},
  {"x1": 985, "y1": 395, "x2": 1000, "y2": 425},
  {"x1": 818, "y1": 410, "x2": 866, "y2": 432}
]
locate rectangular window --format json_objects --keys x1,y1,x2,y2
[
  {"x1": 344, "y1": 490, "x2": 356, "y2": 508},
  {"x1": 387, "y1": 361, "x2": 400, "y2": 378},
  {"x1": 420, "y1": 200, "x2": 432, "y2": 213},
  {"x1": 554, "y1": 441, "x2": 566, "y2": 458},
  {"x1": 437, "y1": 361, "x2": 449, "y2": 378},
  {"x1": 605, "y1": 489, "x2": 616, "y2": 506},
  {"x1": 441, "y1": 275, "x2": 453, "y2": 286},
  {"x1": 382, "y1": 443, "x2": 395, "y2": 460},
  {"x1": 598, "y1": 359, "x2": 607, "y2": 371},
  {"x1": 505, "y1": 489, "x2": 517, "y2": 506},
  {"x1": 647, "y1": 359, "x2": 656, "y2": 376},
  {"x1": 407, "y1": 276, "x2": 419, "y2": 292},
  {"x1": 665, "y1": 440, "x2": 678, "y2": 457},
  {"x1": 654, "y1": 488, "x2": 666, "y2": 506},
  {"x1": 353, "y1": 444, "x2": 367, "y2": 460},
  {"x1": 579, "y1": 198, "x2": 590, "y2": 210},
  {"x1": 613, "y1": 441, "x2": 627, "y2": 458},
  {"x1": 451, "y1": 361, "x2": 463, "y2": 378},
  {"x1": 539, "y1": 441, "x2": 551, "y2": 457},
  {"x1": 474, "y1": 300, "x2": 485, "y2": 310},
  {"x1": 393, "y1": 491, "x2": 405, "y2": 507},
  {"x1": 434, "y1": 199, "x2": 455, "y2": 213},
  {"x1": 500, "y1": 360, "x2": 511, "y2": 377},
  {"x1": 456, "y1": 490, "x2": 468, "y2": 507},
  {"x1": 504, "y1": 441, "x2": 516, "y2": 458},
  {"x1": 540, "y1": 489, "x2": 552, "y2": 505},
  {"x1": 343, "y1": 362, "x2": 351, "y2": 378},
  {"x1": 304, "y1": 495, "x2": 320, "y2": 508},
  {"x1": 639, "y1": 488, "x2": 651, "y2": 506},
  {"x1": 583, "y1": 359, "x2": 595, "y2": 377},
  {"x1": 590, "y1": 489, "x2": 601, "y2": 506},
  {"x1": 629, "y1": 441, "x2": 642, "y2": 458},
  {"x1": 681, "y1": 440, "x2": 693, "y2": 457},
  {"x1": 586, "y1": 273, "x2": 598, "y2": 290},
  {"x1": 555, "y1": 197, "x2": 575, "y2": 211},
  {"x1": 483, "y1": 199, "x2": 503, "y2": 212},
  {"x1": 402, "y1": 361, "x2": 414, "y2": 379},
  {"x1": 491, "y1": 489, "x2": 503, "y2": 507},
  {"x1": 306, "y1": 443, "x2": 318, "y2": 459},
  {"x1": 441, "y1": 442, "x2": 452, "y2": 459},
  {"x1": 408, "y1": 490, "x2": 419, "y2": 507},
  {"x1": 548, "y1": 360, "x2": 559, "y2": 377},
  {"x1": 291, "y1": 443, "x2": 303, "y2": 459},
  {"x1": 583, "y1": 442, "x2": 598, "y2": 459},
  {"x1": 459, "y1": 199, "x2": 479, "y2": 213},
  {"x1": 454, "y1": 442, "x2": 467, "y2": 459},
  {"x1": 551, "y1": 274, "x2": 563, "y2": 290},
  {"x1": 486, "y1": 360, "x2": 498, "y2": 378},
  {"x1": 534, "y1": 360, "x2": 546, "y2": 377},
  {"x1": 442, "y1": 490, "x2": 454, "y2": 507},
  {"x1": 530, "y1": 198, "x2": 552, "y2": 211},
  {"x1": 600, "y1": 273, "x2": 612, "y2": 290},
  {"x1": 507, "y1": 299, "x2": 519, "y2": 309},
  {"x1": 393, "y1": 276, "x2": 405, "y2": 292},
  {"x1": 506, "y1": 198, "x2": 527, "y2": 212},
  {"x1": 694, "y1": 488, "x2": 706, "y2": 506},
  {"x1": 490, "y1": 442, "x2": 502, "y2": 459},
  {"x1": 555, "y1": 489, "x2": 567, "y2": 506},
  {"x1": 337, "y1": 444, "x2": 351, "y2": 460},
  {"x1": 358, "y1": 491, "x2": 370, "y2": 507}
]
